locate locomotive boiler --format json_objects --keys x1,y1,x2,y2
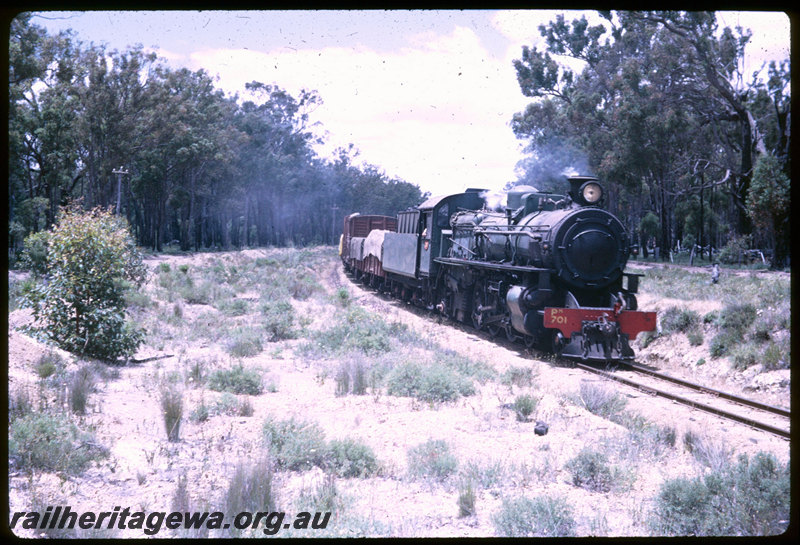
[{"x1": 341, "y1": 176, "x2": 656, "y2": 362}]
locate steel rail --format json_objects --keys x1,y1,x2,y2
[
  {"x1": 575, "y1": 363, "x2": 791, "y2": 440},
  {"x1": 619, "y1": 361, "x2": 791, "y2": 418}
]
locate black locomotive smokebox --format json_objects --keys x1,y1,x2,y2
[
  {"x1": 552, "y1": 208, "x2": 627, "y2": 289},
  {"x1": 566, "y1": 229, "x2": 616, "y2": 276}
]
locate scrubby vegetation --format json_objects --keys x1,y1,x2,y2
[
  {"x1": 649, "y1": 452, "x2": 789, "y2": 536},
  {"x1": 8, "y1": 247, "x2": 789, "y2": 538},
  {"x1": 492, "y1": 495, "x2": 577, "y2": 537},
  {"x1": 638, "y1": 267, "x2": 790, "y2": 370}
]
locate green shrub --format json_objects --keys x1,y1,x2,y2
[
  {"x1": 438, "y1": 350, "x2": 495, "y2": 383},
  {"x1": 9, "y1": 412, "x2": 108, "y2": 473},
  {"x1": 687, "y1": 330, "x2": 704, "y2": 346},
  {"x1": 492, "y1": 495, "x2": 576, "y2": 537},
  {"x1": 261, "y1": 299, "x2": 296, "y2": 341},
  {"x1": 263, "y1": 416, "x2": 329, "y2": 471},
  {"x1": 208, "y1": 365, "x2": 263, "y2": 395},
  {"x1": 709, "y1": 330, "x2": 739, "y2": 358},
  {"x1": 407, "y1": 439, "x2": 458, "y2": 481},
  {"x1": 565, "y1": 448, "x2": 615, "y2": 492},
  {"x1": 661, "y1": 306, "x2": 700, "y2": 334},
  {"x1": 386, "y1": 361, "x2": 474, "y2": 403},
  {"x1": 20, "y1": 206, "x2": 146, "y2": 361},
  {"x1": 513, "y1": 394, "x2": 537, "y2": 422},
  {"x1": 762, "y1": 340, "x2": 790, "y2": 370},
  {"x1": 302, "y1": 306, "x2": 410, "y2": 357},
  {"x1": 335, "y1": 287, "x2": 350, "y2": 307},
  {"x1": 35, "y1": 350, "x2": 64, "y2": 379},
  {"x1": 649, "y1": 452, "x2": 789, "y2": 536},
  {"x1": 289, "y1": 273, "x2": 319, "y2": 300},
  {"x1": 190, "y1": 401, "x2": 210, "y2": 423},
  {"x1": 459, "y1": 459, "x2": 507, "y2": 489},
  {"x1": 225, "y1": 328, "x2": 264, "y2": 358},
  {"x1": 217, "y1": 297, "x2": 249, "y2": 316},
  {"x1": 501, "y1": 365, "x2": 535, "y2": 388},
  {"x1": 297, "y1": 474, "x2": 341, "y2": 514},
  {"x1": 19, "y1": 230, "x2": 51, "y2": 276},
  {"x1": 718, "y1": 303, "x2": 755, "y2": 335},
  {"x1": 326, "y1": 438, "x2": 380, "y2": 478},
  {"x1": 730, "y1": 343, "x2": 760, "y2": 370}
]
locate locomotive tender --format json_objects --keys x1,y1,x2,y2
[{"x1": 340, "y1": 176, "x2": 656, "y2": 361}]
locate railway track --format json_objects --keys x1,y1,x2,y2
[{"x1": 576, "y1": 361, "x2": 791, "y2": 439}]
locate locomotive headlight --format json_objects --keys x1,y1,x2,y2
[{"x1": 581, "y1": 182, "x2": 603, "y2": 204}]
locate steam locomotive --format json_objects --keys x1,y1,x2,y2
[{"x1": 340, "y1": 176, "x2": 656, "y2": 361}]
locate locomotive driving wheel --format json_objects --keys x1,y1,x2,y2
[
  {"x1": 471, "y1": 282, "x2": 489, "y2": 330},
  {"x1": 505, "y1": 324, "x2": 521, "y2": 343},
  {"x1": 472, "y1": 281, "x2": 502, "y2": 337}
]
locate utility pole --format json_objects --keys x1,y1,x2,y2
[
  {"x1": 112, "y1": 166, "x2": 129, "y2": 214},
  {"x1": 331, "y1": 204, "x2": 339, "y2": 245}
]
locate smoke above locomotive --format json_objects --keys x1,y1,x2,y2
[{"x1": 341, "y1": 175, "x2": 655, "y2": 362}]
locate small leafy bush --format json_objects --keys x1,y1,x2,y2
[
  {"x1": 687, "y1": 330, "x2": 704, "y2": 346},
  {"x1": 565, "y1": 448, "x2": 615, "y2": 492},
  {"x1": 263, "y1": 416, "x2": 329, "y2": 471},
  {"x1": 216, "y1": 297, "x2": 249, "y2": 316},
  {"x1": 208, "y1": 365, "x2": 263, "y2": 395},
  {"x1": 20, "y1": 206, "x2": 147, "y2": 361},
  {"x1": 225, "y1": 327, "x2": 264, "y2": 358},
  {"x1": 19, "y1": 230, "x2": 51, "y2": 276},
  {"x1": 660, "y1": 306, "x2": 700, "y2": 334},
  {"x1": 407, "y1": 439, "x2": 458, "y2": 481},
  {"x1": 501, "y1": 365, "x2": 535, "y2": 389},
  {"x1": 261, "y1": 299, "x2": 297, "y2": 341},
  {"x1": 302, "y1": 306, "x2": 411, "y2": 357},
  {"x1": 492, "y1": 495, "x2": 576, "y2": 537},
  {"x1": 649, "y1": 452, "x2": 789, "y2": 536},
  {"x1": 513, "y1": 394, "x2": 537, "y2": 422},
  {"x1": 326, "y1": 438, "x2": 380, "y2": 478},
  {"x1": 386, "y1": 361, "x2": 474, "y2": 403},
  {"x1": 9, "y1": 412, "x2": 108, "y2": 473},
  {"x1": 35, "y1": 350, "x2": 64, "y2": 379}
]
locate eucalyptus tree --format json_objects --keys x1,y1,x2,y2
[
  {"x1": 8, "y1": 15, "x2": 83, "y2": 237},
  {"x1": 511, "y1": 10, "x2": 788, "y2": 259}
]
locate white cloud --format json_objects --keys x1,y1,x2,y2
[{"x1": 183, "y1": 25, "x2": 529, "y2": 195}]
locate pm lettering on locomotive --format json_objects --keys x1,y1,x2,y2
[{"x1": 341, "y1": 176, "x2": 657, "y2": 362}]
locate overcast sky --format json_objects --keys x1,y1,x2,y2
[{"x1": 28, "y1": 10, "x2": 790, "y2": 196}]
